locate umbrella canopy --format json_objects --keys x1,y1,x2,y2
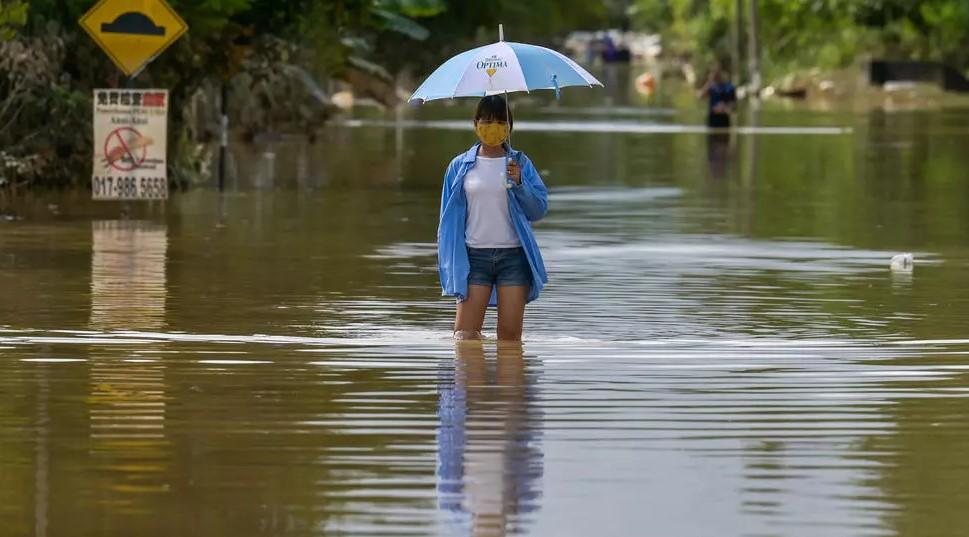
[{"x1": 409, "y1": 40, "x2": 603, "y2": 103}]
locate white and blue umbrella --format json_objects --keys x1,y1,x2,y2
[
  {"x1": 409, "y1": 26, "x2": 602, "y2": 179},
  {"x1": 408, "y1": 26, "x2": 603, "y2": 103}
]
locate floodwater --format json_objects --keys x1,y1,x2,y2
[{"x1": 4, "y1": 81, "x2": 969, "y2": 537}]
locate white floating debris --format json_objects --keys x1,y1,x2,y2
[{"x1": 890, "y1": 253, "x2": 914, "y2": 272}]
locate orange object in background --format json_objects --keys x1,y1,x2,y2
[{"x1": 635, "y1": 72, "x2": 656, "y2": 96}]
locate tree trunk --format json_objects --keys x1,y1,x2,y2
[
  {"x1": 733, "y1": 0, "x2": 744, "y2": 83},
  {"x1": 747, "y1": 0, "x2": 761, "y2": 93}
]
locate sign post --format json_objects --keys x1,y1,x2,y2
[{"x1": 80, "y1": 0, "x2": 187, "y2": 201}]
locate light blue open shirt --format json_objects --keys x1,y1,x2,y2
[{"x1": 438, "y1": 143, "x2": 549, "y2": 306}]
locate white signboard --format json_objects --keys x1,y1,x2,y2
[{"x1": 92, "y1": 89, "x2": 169, "y2": 200}]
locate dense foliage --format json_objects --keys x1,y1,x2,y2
[
  {"x1": 630, "y1": 0, "x2": 969, "y2": 79},
  {"x1": 3, "y1": 1, "x2": 969, "y2": 190},
  {"x1": 0, "y1": 0, "x2": 605, "y2": 190}
]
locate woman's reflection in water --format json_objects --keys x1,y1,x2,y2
[{"x1": 437, "y1": 341, "x2": 543, "y2": 536}]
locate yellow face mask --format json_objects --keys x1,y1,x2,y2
[{"x1": 475, "y1": 121, "x2": 510, "y2": 147}]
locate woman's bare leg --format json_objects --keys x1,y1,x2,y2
[
  {"x1": 496, "y1": 285, "x2": 528, "y2": 341},
  {"x1": 454, "y1": 284, "x2": 492, "y2": 339}
]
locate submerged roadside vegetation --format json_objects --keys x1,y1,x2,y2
[
  {"x1": 0, "y1": 0, "x2": 603, "y2": 191},
  {"x1": 1, "y1": 0, "x2": 968, "y2": 192}
]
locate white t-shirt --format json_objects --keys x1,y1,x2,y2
[{"x1": 463, "y1": 156, "x2": 520, "y2": 248}]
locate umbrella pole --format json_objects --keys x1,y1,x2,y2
[
  {"x1": 500, "y1": 25, "x2": 512, "y2": 161},
  {"x1": 505, "y1": 89, "x2": 514, "y2": 186},
  {"x1": 505, "y1": 89, "x2": 512, "y2": 152}
]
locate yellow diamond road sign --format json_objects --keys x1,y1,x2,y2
[{"x1": 79, "y1": 0, "x2": 187, "y2": 77}]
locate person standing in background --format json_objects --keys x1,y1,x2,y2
[{"x1": 699, "y1": 63, "x2": 737, "y2": 129}]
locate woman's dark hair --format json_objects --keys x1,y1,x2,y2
[{"x1": 474, "y1": 95, "x2": 513, "y2": 129}]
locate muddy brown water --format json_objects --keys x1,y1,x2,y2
[{"x1": 3, "y1": 86, "x2": 969, "y2": 536}]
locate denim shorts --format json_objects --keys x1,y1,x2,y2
[{"x1": 467, "y1": 247, "x2": 532, "y2": 287}]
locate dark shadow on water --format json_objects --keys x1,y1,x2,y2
[{"x1": 437, "y1": 341, "x2": 543, "y2": 536}]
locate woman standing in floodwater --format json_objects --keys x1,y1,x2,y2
[{"x1": 437, "y1": 95, "x2": 549, "y2": 341}]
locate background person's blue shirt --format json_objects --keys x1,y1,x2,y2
[{"x1": 708, "y1": 82, "x2": 737, "y2": 113}]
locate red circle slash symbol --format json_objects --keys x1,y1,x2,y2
[{"x1": 103, "y1": 127, "x2": 147, "y2": 171}]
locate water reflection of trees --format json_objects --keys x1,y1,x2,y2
[
  {"x1": 864, "y1": 365, "x2": 969, "y2": 535},
  {"x1": 859, "y1": 294, "x2": 969, "y2": 536},
  {"x1": 438, "y1": 342, "x2": 543, "y2": 536}
]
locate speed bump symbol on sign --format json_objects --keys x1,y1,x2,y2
[
  {"x1": 79, "y1": 0, "x2": 187, "y2": 76},
  {"x1": 101, "y1": 12, "x2": 166, "y2": 36}
]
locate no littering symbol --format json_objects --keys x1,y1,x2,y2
[{"x1": 103, "y1": 127, "x2": 151, "y2": 171}]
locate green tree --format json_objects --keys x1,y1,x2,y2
[
  {"x1": 631, "y1": 0, "x2": 969, "y2": 80},
  {"x1": 0, "y1": 0, "x2": 448, "y2": 189}
]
